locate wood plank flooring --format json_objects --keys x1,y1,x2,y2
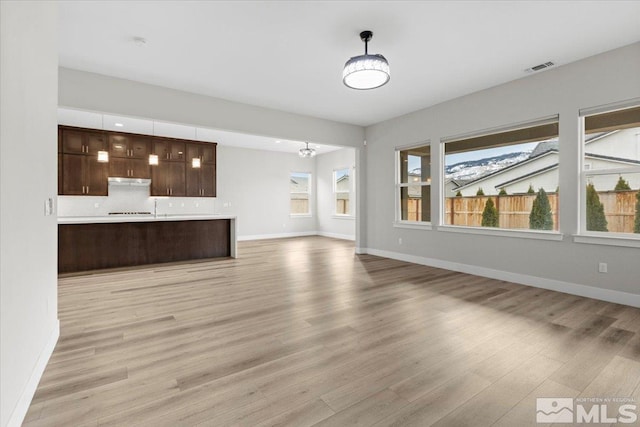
[{"x1": 24, "y1": 236, "x2": 640, "y2": 426}]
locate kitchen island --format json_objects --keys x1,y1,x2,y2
[{"x1": 58, "y1": 214, "x2": 237, "y2": 273}]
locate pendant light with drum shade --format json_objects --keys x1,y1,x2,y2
[{"x1": 343, "y1": 31, "x2": 390, "y2": 90}]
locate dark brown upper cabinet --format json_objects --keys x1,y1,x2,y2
[
  {"x1": 61, "y1": 154, "x2": 108, "y2": 196},
  {"x1": 186, "y1": 142, "x2": 216, "y2": 164},
  {"x1": 110, "y1": 157, "x2": 150, "y2": 179},
  {"x1": 108, "y1": 133, "x2": 151, "y2": 179},
  {"x1": 59, "y1": 127, "x2": 108, "y2": 196},
  {"x1": 109, "y1": 133, "x2": 150, "y2": 159},
  {"x1": 151, "y1": 161, "x2": 186, "y2": 197},
  {"x1": 152, "y1": 138, "x2": 186, "y2": 161},
  {"x1": 61, "y1": 127, "x2": 107, "y2": 155},
  {"x1": 186, "y1": 142, "x2": 216, "y2": 197},
  {"x1": 59, "y1": 126, "x2": 216, "y2": 197}
]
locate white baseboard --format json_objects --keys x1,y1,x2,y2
[
  {"x1": 317, "y1": 231, "x2": 356, "y2": 241},
  {"x1": 363, "y1": 248, "x2": 640, "y2": 308},
  {"x1": 237, "y1": 231, "x2": 318, "y2": 241},
  {"x1": 7, "y1": 320, "x2": 60, "y2": 427}
]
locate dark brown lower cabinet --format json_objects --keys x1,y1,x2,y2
[{"x1": 59, "y1": 219, "x2": 231, "y2": 273}]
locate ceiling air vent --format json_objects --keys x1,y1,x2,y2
[{"x1": 525, "y1": 61, "x2": 555, "y2": 73}]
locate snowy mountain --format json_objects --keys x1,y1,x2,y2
[
  {"x1": 408, "y1": 151, "x2": 533, "y2": 183},
  {"x1": 444, "y1": 151, "x2": 531, "y2": 181}
]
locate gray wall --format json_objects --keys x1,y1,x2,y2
[
  {"x1": 316, "y1": 148, "x2": 356, "y2": 240},
  {"x1": 1, "y1": 2, "x2": 59, "y2": 427},
  {"x1": 216, "y1": 145, "x2": 317, "y2": 239},
  {"x1": 364, "y1": 42, "x2": 640, "y2": 302},
  {"x1": 58, "y1": 68, "x2": 364, "y2": 148}
]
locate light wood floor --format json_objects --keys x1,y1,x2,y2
[{"x1": 24, "y1": 236, "x2": 640, "y2": 426}]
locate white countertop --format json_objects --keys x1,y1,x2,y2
[{"x1": 58, "y1": 214, "x2": 236, "y2": 224}]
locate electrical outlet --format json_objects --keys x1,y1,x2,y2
[
  {"x1": 181, "y1": 203, "x2": 185, "y2": 207},
  {"x1": 195, "y1": 202, "x2": 199, "y2": 207},
  {"x1": 94, "y1": 202, "x2": 99, "y2": 208},
  {"x1": 168, "y1": 202, "x2": 173, "y2": 208},
  {"x1": 398, "y1": 237, "x2": 403, "y2": 245},
  {"x1": 599, "y1": 262, "x2": 608, "y2": 273}
]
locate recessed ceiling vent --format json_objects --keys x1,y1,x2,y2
[{"x1": 525, "y1": 61, "x2": 555, "y2": 73}]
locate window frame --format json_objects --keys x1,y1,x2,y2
[
  {"x1": 440, "y1": 116, "x2": 562, "y2": 237},
  {"x1": 395, "y1": 141, "x2": 432, "y2": 227},
  {"x1": 333, "y1": 166, "x2": 354, "y2": 217},
  {"x1": 578, "y1": 102, "x2": 640, "y2": 243},
  {"x1": 289, "y1": 171, "x2": 313, "y2": 217}
]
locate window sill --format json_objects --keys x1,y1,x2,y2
[
  {"x1": 332, "y1": 215, "x2": 355, "y2": 220},
  {"x1": 290, "y1": 214, "x2": 312, "y2": 218},
  {"x1": 574, "y1": 233, "x2": 640, "y2": 248},
  {"x1": 438, "y1": 225, "x2": 564, "y2": 241},
  {"x1": 393, "y1": 221, "x2": 433, "y2": 230}
]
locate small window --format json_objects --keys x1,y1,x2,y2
[
  {"x1": 397, "y1": 144, "x2": 431, "y2": 223},
  {"x1": 290, "y1": 172, "x2": 311, "y2": 215},
  {"x1": 334, "y1": 168, "x2": 352, "y2": 215},
  {"x1": 443, "y1": 118, "x2": 559, "y2": 231},
  {"x1": 581, "y1": 104, "x2": 640, "y2": 235}
]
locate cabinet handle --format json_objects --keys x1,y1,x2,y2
[
  {"x1": 82, "y1": 186, "x2": 85, "y2": 194},
  {"x1": 86, "y1": 186, "x2": 89, "y2": 194},
  {"x1": 166, "y1": 187, "x2": 169, "y2": 196}
]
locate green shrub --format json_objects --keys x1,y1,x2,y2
[
  {"x1": 498, "y1": 188, "x2": 507, "y2": 196},
  {"x1": 614, "y1": 176, "x2": 631, "y2": 191},
  {"x1": 456, "y1": 190, "x2": 462, "y2": 197},
  {"x1": 586, "y1": 183, "x2": 608, "y2": 232},
  {"x1": 634, "y1": 191, "x2": 640, "y2": 234},
  {"x1": 529, "y1": 188, "x2": 553, "y2": 230},
  {"x1": 476, "y1": 188, "x2": 485, "y2": 196},
  {"x1": 527, "y1": 184, "x2": 535, "y2": 194},
  {"x1": 481, "y1": 198, "x2": 498, "y2": 227}
]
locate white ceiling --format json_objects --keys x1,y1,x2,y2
[
  {"x1": 58, "y1": 108, "x2": 340, "y2": 155},
  {"x1": 59, "y1": 1, "x2": 640, "y2": 127}
]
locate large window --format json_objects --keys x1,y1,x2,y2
[
  {"x1": 397, "y1": 144, "x2": 431, "y2": 223},
  {"x1": 443, "y1": 118, "x2": 560, "y2": 231},
  {"x1": 581, "y1": 105, "x2": 640, "y2": 235},
  {"x1": 334, "y1": 167, "x2": 352, "y2": 216},
  {"x1": 290, "y1": 172, "x2": 311, "y2": 215}
]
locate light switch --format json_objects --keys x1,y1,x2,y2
[{"x1": 44, "y1": 198, "x2": 53, "y2": 216}]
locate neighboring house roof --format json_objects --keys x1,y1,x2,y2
[
  {"x1": 453, "y1": 149, "x2": 557, "y2": 191},
  {"x1": 494, "y1": 164, "x2": 558, "y2": 189},
  {"x1": 585, "y1": 152, "x2": 640, "y2": 166},
  {"x1": 336, "y1": 174, "x2": 349, "y2": 184},
  {"x1": 493, "y1": 152, "x2": 640, "y2": 189}
]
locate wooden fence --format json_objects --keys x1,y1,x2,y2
[
  {"x1": 444, "y1": 194, "x2": 559, "y2": 230},
  {"x1": 438, "y1": 190, "x2": 638, "y2": 232}
]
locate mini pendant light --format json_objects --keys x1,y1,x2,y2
[
  {"x1": 299, "y1": 142, "x2": 316, "y2": 158},
  {"x1": 97, "y1": 151, "x2": 109, "y2": 163},
  {"x1": 343, "y1": 30, "x2": 390, "y2": 90}
]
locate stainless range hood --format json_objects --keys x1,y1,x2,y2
[{"x1": 108, "y1": 177, "x2": 151, "y2": 187}]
